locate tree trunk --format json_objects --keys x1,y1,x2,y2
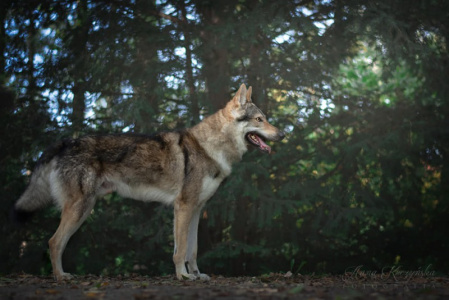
[
  {"x1": 26, "y1": 10, "x2": 37, "y2": 98},
  {"x1": 0, "y1": 1, "x2": 9, "y2": 79},
  {"x1": 71, "y1": 84, "x2": 85, "y2": 136},
  {"x1": 248, "y1": 40, "x2": 268, "y2": 113},
  {"x1": 70, "y1": 0, "x2": 90, "y2": 136},
  {"x1": 179, "y1": 2, "x2": 199, "y2": 125},
  {"x1": 196, "y1": 4, "x2": 231, "y2": 112},
  {"x1": 133, "y1": 0, "x2": 160, "y2": 133}
]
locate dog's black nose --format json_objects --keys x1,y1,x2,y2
[{"x1": 278, "y1": 131, "x2": 286, "y2": 140}]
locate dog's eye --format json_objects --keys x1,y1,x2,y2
[{"x1": 256, "y1": 117, "x2": 263, "y2": 122}]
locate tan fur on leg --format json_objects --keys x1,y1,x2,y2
[
  {"x1": 49, "y1": 196, "x2": 96, "y2": 281},
  {"x1": 173, "y1": 201, "x2": 196, "y2": 280}
]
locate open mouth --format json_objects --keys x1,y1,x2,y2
[{"x1": 245, "y1": 132, "x2": 271, "y2": 153}]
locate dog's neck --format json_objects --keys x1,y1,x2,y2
[{"x1": 189, "y1": 108, "x2": 247, "y2": 176}]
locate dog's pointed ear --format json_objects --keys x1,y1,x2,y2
[
  {"x1": 246, "y1": 86, "x2": 253, "y2": 103},
  {"x1": 233, "y1": 84, "x2": 248, "y2": 107}
]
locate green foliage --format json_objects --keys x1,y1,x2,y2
[{"x1": 1, "y1": 0, "x2": 448, "y2": 277}]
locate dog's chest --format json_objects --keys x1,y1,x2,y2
[{"x1": 198, "y1": 176, "x2": 223, "y2": 203}]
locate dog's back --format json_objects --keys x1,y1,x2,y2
[{"x1": 13, "y1": 133, "x2": 184, "y2": 217}]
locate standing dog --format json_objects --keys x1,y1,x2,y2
[{"x1": 14, "y1": 84, "x2": 285, "y2": 281}]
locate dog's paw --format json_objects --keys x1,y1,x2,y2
[
  {"x1": 179, "y1": 273, "x2": 197, "y2": 280},
  {"x1": 55, "y1": 272, "x2": 74, "y2": 281},
  {"x1": 196, "y1": 273, "x2": 211, "y2": 281}
]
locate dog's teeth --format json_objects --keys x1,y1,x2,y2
[
  {"x1": 247, "y1": 133, "x2": 260, "y2": 145},
  {"x1": 250, "y1": 134, "x2": 258, "y2": 143}
]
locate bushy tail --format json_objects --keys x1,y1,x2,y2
[{"x1": 12, "y1": 164, "x2": 54, "y2": 225}]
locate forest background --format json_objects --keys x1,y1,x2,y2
[{"x1": 1, "y1": 0, "x2": 448, "y2": 277}]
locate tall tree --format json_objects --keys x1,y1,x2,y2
[
  {"x1": 69, "y1": 1, "x2": 90, "y2": 135},
  {"x1": 194, "y1": 0, "x2": 234, "y2": 111},
  {"x1": 178, "y1": 1, "x2": 199, "y2": 124}
]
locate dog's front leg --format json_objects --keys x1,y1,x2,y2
[
  {"x1": 173, "y1": 200, "x2": 197, "y2": 280},
  {"x1": 186, "y1": 208, "x2": 210, "y2": 280}
]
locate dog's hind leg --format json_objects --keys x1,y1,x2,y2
[
  {"x1": 48, "y1": 194, "x2": 96, "y2": 281},
  {"x1": 186, "y1": 208, "x2": 210, "y2": 280}
]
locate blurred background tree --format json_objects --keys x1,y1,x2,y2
[{"x1": 1, "y1": 0, "x2": 448, "y2": 276}]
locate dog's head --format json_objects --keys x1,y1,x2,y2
[{"x1": 226, "y1": 84, "x2": 285, "y2": 153}]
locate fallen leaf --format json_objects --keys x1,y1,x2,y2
[
  {"x1": 84, "y1": 291, "x2": 105, "y2": 298},
  {"x1": 45, "y1": 289, "x2": 61, "y2": 295},
  {"x1": 288, "y1": 284, "x2": 304, "y2": 294}
]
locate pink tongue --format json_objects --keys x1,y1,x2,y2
[{"x1": 254, "y1": 134, "x2": 271, "y2": 153}]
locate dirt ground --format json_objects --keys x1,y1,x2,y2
[{"x1": 1, "y1": 272, "x2": 448, "y2": 299}]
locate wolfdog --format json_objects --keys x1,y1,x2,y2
[{"x1": 13, "y1": 84, "x2": 285, "y2": 281}]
